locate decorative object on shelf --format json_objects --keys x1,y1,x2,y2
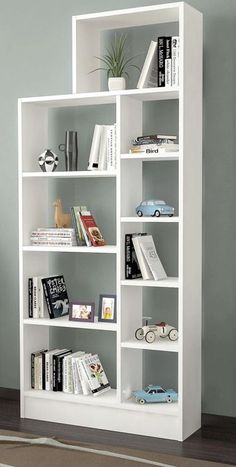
[
  {"x1": 136, "y1": 200, "x2": 174, "y2": 218},
  {"x1": 132, "y1": 385, "x2": 178, "y2": 404},
  {"x1": 90, "y1": 33, "x2": 140, "y2": 91},
  {"x1": 58, "y1": 130, "x2": 78, "y2": 171},
  {"x1": 135, "y1": 317, "x2": 178, "y2": 344},
  {"x1": 53, "y1": 199, "x2": 72, "y2": 228},
  {"x1": 38, "y1": 149, "x2": 58, "y2": 172},
  {"x1": 98, "y1": 294, "x2": 116, "y2": 323},
  {"x1": 69, "y1": 302, "x2": 95, "y2": 322}
]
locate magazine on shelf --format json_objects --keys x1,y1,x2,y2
[{"x1": 81, "y1": 354, "x2": 111, "y2": 396}]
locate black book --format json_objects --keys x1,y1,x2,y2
[
  {"x1": 53, "y1": 350, "x2": 71, "y2": 391},
  {"x1": 165, "y1": 36, "x2": 172, "y2": 86},
  {"x1": 57, "y1": 351, "x2": 72, "y2": 391},
  {"x1": 42, "y1": 275, "x2": 69, "y2": 319},
  {"x1": 41, "y1": 350, "x2": 48, "y2": 390},
  {"x1": 125, "y1": 233, "x2": 147, "y2": 279},
  {"x1": 28, "y1": 278, "x2": 33, "y2": 318},
  {"x1": 158, "y1": 36, "x2": 166, "y2": 87}
]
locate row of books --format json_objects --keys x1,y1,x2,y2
[
  {"x1": 28, "y1": 274, "x2": 69, "y2": 319},
  {"x1": 129, "y1": 133, "x2": 179, "y2": 155},
  {"x1": 30, "y1": 228, "x2": 76, "y2": 246},
  {"x1": 137, "y1": 36, "x2": 179, "y2": 89},
  {"x1": 31, "y1": 349, "x2": 110, "y2": 396},
  {"x1": 88, "y1": 124, "x2": 116, "y2": 171},
  {"x1": 125, "y1": 233, "x2": 167, "y2": 280}
]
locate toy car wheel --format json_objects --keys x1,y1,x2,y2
[
  {"x1": 145, "y1": 330, "x2": 155, "y2": 343},
  {"x1": 154, "y1": 210, "x2": 160, "y2": 217},
  {"x1": 137, "y1": 210, "x2": 143, "y2": 217},
  {"x1": 135, "y1": 328, "x2": 144, "y2": 340},
  {"x1": 166, "y1": 396, "x2": 173, "y2": 403},
  {"x1": 139, "y1": 399, "x2": 146, "y2": 404},
  {"x1": 168, "y1": 329, "x2": 178, "y2": 341},
  {"x1": 168, "y1": 214, "x2": 174, "y2": 217}
]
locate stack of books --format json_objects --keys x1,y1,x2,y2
[
  {"x1": 129, "y1": 134, "x2": 179, "y2": 155},
  {"x1": 28, "y1": 274, "x2": 69, "y2": 319},
  {"x1": 88, "y1": 123, "x2": 116, "y2": 171},
  {"x1": 125, "y1": 233, "x2": 167, "y2": 281},
  {"x1": 137, "y1": 36, "x2": 179, "y2": 89},
  {"x1": 31, "y1": 349, "x2": 111, "y2": 397},
  {"x1": 71, "y1": 206, "x2": 105, "y2": 247},
  {"x1": 30, "y1": 228, "x2": 76, "y2": 247}
]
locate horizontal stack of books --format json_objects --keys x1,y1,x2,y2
[
  {"x1": 88, "y1": 123, "x2": 116, "y2": 171},
  {"x1": 129, "y1": 134, "x2": 179, "y2": 155},
  {"x1": 125, "y1": 233, "x2": 167, "y2": 281},
  {"x1": 30, "y1": 228, "x2": 76, "y2": 246},
  {"x1": 28, "y1": 274, "x2": 69, "y2": 319},
  {"x1": 71, "y1": 206, "x2": 105, "y2": 247},
  {"x1": 137, "y1": 36, "x2": 179, "y2": 89},
  {"x1": 31, "y1": 349, "x2": 110, "y2": 397}
]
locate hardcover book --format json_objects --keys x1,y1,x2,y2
[
  {"x1": 158, "y1": 36, "x2": 166, "y2": 87},
  {"x1": 71, "y1": 206, "x2": 87, "y2": 246},
  {"x1": 125, "y1": 233, "x2": 147, "y2": 279},
  {"x1": 137, "y1": 40, "x2": 157, "y2": 89},
  {"x1": 140, "y1": 235, "x2": 167, "y2": 280},
  {"x1": 81, "y1": 354, "x2": 111, "y2": 396},
  {"x1": 80, "y1": 211, "x2": 105, "y2": 247},
  {"x1": 42, "y1": 275, "x2": 69, "y2": 319}
]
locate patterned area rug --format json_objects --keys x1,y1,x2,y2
[{"x1": 0, "y1": 430, "x2": 229, "y2": 467}]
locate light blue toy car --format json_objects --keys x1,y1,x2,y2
[
  {"x1": 136, "y1": 200, "x2": 174, "y2": 217},
  {"x1": 132, "y1": 385, "x2": 178, "y2": 404}
]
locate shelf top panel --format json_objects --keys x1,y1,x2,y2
[
  {"x1": 121, "y1": 153, "x2": 179, "y2": 162},
  {"x1": 23, "y1": 245, "x2": 117, "y2": 254},
  {"x1": 73, "y1": 3, "x2": 181, "y2": 28},
  {"x1": 121, "y1": 217, "x2": 179, "y2": 223},
  {"x1": 121, "y1": 278, "x2": 179, "y2": 288},
  {"x1": 19, "y1": 88, "x2": 179, "y2": 108},
  {"x1": 121, "y1": 338, "x2": 179, "y2": 352},
  {"x1": 22, "y1": 171, "x2": 117, "y2": 179},
  {"x1": 24, "y1": 316, "x2": 117, "y2": 331}
]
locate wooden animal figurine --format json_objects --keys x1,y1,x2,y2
[{"x1": 53, "y1": 199, "x2": 71, "y2": 228}]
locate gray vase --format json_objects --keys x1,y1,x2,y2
[{"x1": 59, "y1": 131, "x2": 78, "y2": 171}]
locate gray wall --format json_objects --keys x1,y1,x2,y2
[{"x1": 0, "y1": 0, "x2": 235, "y2": 417}]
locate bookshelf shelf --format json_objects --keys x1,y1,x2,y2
[
  {"x1": 22, "y1": 171, "x2": 117, "y2": 179},
  {"x1": 19, "y1": 2, "x2": 202, "y2": 442},
  {"x1": 121, "y1": 278, "x2": 179, "y2": 288},
  {"x1": 23, "y1": 316, "x2": 117, "y2": 331},
  {"x1": 23, "y1": 245, "x2": 117, "y2": 254},
  {"x1": 121, "y1": 339, "x2": 179, "y2": 352}
]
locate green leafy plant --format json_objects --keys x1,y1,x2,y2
[{"x1": 90, "y1": 34, "x2": 140, "y2": 79}]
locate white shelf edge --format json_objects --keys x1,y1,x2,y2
[
  {"x1": 22, "y1": 170, "x2": 117, "y2": 179},
  {"x1": 121, "y1": 278, "x2": 179, "y2": 288},
  {"x1": 73, "y1": 3, "x2": 181, "y2": 21},
  {"x1": 23, "y1": 245, "x2": 117, "y2": 254},
  {"x1": 24, "y1": 389, "x2": 179, "y2": 416},
  {"x1": 23, "y1": 317, "x2": 117, "y2": 331},
  {"x1": 121, "y1": 216, "x2": 179, "y2": 223},
  {"x1": 121, "y1": 153, "x2": 180, "y2": 161},
  {"x1": 121, "y1": 339, "x2": 179, "y2": 352}
]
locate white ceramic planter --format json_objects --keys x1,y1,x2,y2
[{"x1": 108, "y1": 77, "x2": 126, "y2": 91}]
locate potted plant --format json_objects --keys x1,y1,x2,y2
[{"x1": 90, "y1": 34, "x2": 140, "y2": 91}]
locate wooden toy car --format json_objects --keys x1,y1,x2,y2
[{"x1": 135, "y1": 317, "x2": 178, "y2": 343}]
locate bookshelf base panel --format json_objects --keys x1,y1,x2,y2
[{"x1": 23, "y1": 396, "x2": 183, "y2": 440}]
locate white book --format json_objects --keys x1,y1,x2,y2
[
  {"x1": 45, "y1": 349, "x2": 60, "y2": 391},
  {"x1": 81, "y1": 354, "x2": 111, "y2": 397},
  {"x1": 63, "y1": 351, "x2": 84, "y2": 394},
  {"x1": 34, "y1": 354, "x2": 43, "y2": 390},
  {"x1": 98, "y1": 126, "x2": 108, "y2": 171},
  {"x1": 32, "y1": 277, "x2": 39, "y2": 318},
  {"x1": 88, "y1": 124, "x2": 102, "y2": 170},
  {"x1": 38, "y1": 276, "x2": 46, "y2": 318},
  {"x1": 171, "y1": 36, "x2": 179, "y2": 87},
  {"x1": 140, "y1": 235, "x2": 167, "y2": 280},
  {"x1": 132, "y1": 236, "x2": 153, "y2": 280},
  {"x1": 76, "y1": 354, "x2": 92, "y2": 395},
  {"x1": 137, "y1": 40, "x2": 157, "y2": 89}
]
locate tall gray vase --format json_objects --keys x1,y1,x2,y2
[{"x1": 59, "y1": 131, "x2": 78, "y2": 171}]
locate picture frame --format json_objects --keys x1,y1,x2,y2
[
  {"x1": 98, "y1": 294, "x2": 116, "y2": 323},
  {"x1": 69, "y1": 301, "x2": 95, "y2": 322}
]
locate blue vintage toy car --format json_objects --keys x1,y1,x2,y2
[
  {"x1": 136, "y1": 200, "x2": 174, "y2": 217},
  {"x1": 132, "y1": 385, "x2": 178, "y2": 404}
]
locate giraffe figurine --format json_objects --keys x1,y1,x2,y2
[{"x1": 53, "y1": 199, "x2": 71, "y2": 228}]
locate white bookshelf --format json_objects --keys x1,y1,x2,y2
[{"x1": 18, "y1": 2, "x2": 202, "y2": 441}]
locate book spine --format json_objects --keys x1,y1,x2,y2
[
  {"x1": 42, "y1": 351, "x2": 46, "y2": 390},
  {"x1": 158, "y1": 37, "x2": 166, "y2": 87},
  {"x1": 28, "y1": 278, "x2": 33, "y2": 318},
  {"x1": 45, "y1": 352, "x2": 50, "y2": 391},
  {"x1": 165, "y1": 36, "x2": 172, "y2": 87},
  {"x1": 171, "y1": 36, "x2": 179, "y2": 87},
  {"x1": 53, "y1": 354, "x2": 58, "y2": 391},
  {"x1": 112, "y1": 125, "x2": 116, "y2": 170},
  {"x1": 72, "y1": 358, "x2": 81, "y2": 394},
  {"x1": 63, "y1": 356, "x2": 68, "y2": 393},
  {"x1": 71, "y1": 208, "x2": 81, "y2": 246},
  {"x1": 106, "y1": 127, "x2": 114, "y2": 171},
  {"x1": 38, "y1": 278, "x2": 45, "y2": 319},
  {"x1": 31, "y1": 353, "x2": 35, "y2": 388},
  {"x1": 34, "y1": 355, "x2": 42, "y2": 390},
  {"x1": 32, "y1": 277, "x2": 39, "y2": 319},
  {"x1": 125, "y1": 234, "x2": 132, "y2": 279},
  {"x1": 42, "y1": 281, "x2": 53, "y2": 319},
  {"x1": 57, "y1": 356, "x2": 63, "y2": 391}
]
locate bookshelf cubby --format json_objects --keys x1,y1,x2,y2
[{"x1": 19, "y1": 2, "x2": 202, "y2": 441}]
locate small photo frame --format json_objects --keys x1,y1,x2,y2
[
  {"x1": 98, "y1": 294, "x2": 116, "y2": 323},
  {"x1": 69, "y1": 302, "x2": 95, "y2": 322}
]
